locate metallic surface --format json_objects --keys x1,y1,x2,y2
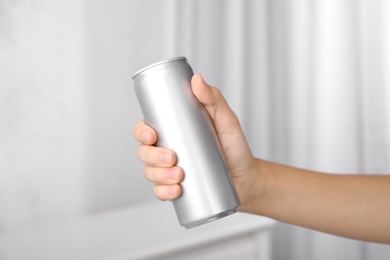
[{"x1": 133, "y1": 57, "x2": 240, "y2": 228}]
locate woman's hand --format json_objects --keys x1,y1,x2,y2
[{"x1": 133, "y1": 74, "x2": 257, "y2": 209}]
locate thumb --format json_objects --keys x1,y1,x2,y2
[
  {"x1": 191, "y1": 74, "x2": 240, "y2": 135},
  {"x1": 191, "y1": 74, "x2": 254, "y2": 181}
]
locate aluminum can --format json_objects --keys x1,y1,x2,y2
[{"x1": 133, "y1": 57, "x2": 240, "y2": 228}]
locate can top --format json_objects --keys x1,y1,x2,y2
[{"x1": 132, "y1": 57, "x2": 187, "y2": 79}]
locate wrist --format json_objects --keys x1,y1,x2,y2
[{"x1": 237, "y1": 158, "x2": 269, "y2": 214}]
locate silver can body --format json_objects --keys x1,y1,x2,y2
[{"x1": 133, "y1": 57, "x2": 240, "y2": 228}]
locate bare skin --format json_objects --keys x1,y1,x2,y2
[{"x1": 134, "y1": 74, "x2": 390, "y2": 244}]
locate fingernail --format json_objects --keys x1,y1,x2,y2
[
  {"x1": 160, "y1": 153, "x2": 171, "y2": 164},
  {"x1": 167, "y1": 186, "x2": 176, "y2": 196},
  {"x1": 167, "y1": 170, "x2": 176, "y2": 180},
  {"x1": 141, "y1": 131, "x2": 150, "y2": 143}
]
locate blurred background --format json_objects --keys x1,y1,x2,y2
[{"x1": 0, "y1": 0, "x2": 389, "y2": 259}]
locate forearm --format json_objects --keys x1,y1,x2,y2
[{"x1": 243, "y1": 159, "x2": 390, "y2": 244}]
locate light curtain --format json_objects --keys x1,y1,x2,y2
[{"x1": 162, "y1": 0, "x2": 390, "y2": 259}]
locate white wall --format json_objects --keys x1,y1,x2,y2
[
  {"x1": 82, "y1": 0, "x2": 166, "y2": 213},
  {"x1": 0, "y1": 0, "x2": 169, "y2": 231},
  {"x1": 0, "y1": 0, "x2": 88, "y2": 231}
]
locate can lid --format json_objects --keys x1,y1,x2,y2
[{"x1": 132, "y1": 57, "x2": 187, "y2": 79}]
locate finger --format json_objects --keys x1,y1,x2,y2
[
  {"x1": 144, "y1": 166, "x2": 184, "y2": 185},
  {"x1": 137, "y1": 144, "x2": 176, "y2": 167},
  {"x1": 133, "y1": 120, "x2": 157, "y2": 145},
  {"x1": 191, "y1": 73, "x2": 241, "y2": 135},
  {"x1": 153, "y1": 184, "x2": 182, "y2": 201}
]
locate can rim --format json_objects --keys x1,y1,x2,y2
[{"x1": 132, "y1": 57, "x2": 187, "y2": 79}]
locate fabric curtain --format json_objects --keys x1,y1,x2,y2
[{"x1": 162, "y1": 0, "x2": 390, "y2": 259}]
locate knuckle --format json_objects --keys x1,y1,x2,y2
[
  {"x1": 153, "y1": 185, "x2": 160, "y2": 198},
  {"x1": 153, "y1": 185, "x2": 167, "y2": 201},
  {"x1": 143, "y1": 166, "x2": 152, "y2": 181},
  {"x1": 144, "y1": 167, "x2": 164, "y2": 184},
  {"x1": 133, "y1": 120, "x2": 145, "y2": 142},
  {"x1": 137, "y1": 145, "x2": 159, "y2": 165},
  {"x1": 211, "y1": 86, "x2": 222, "y2": 96},
  {"x1": 136, "y1": 144, "x2": 147, "y2": 162}
]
